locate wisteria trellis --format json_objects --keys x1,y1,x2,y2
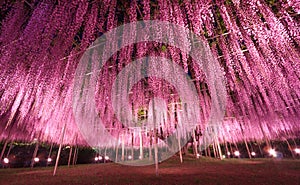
[{"x1": 0, "y1": 0, "x2": 299, "y2": 147}]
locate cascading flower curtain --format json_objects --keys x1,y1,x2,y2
[{"x1": 0, "y1": 0, "x2": 299, "y2": 145}]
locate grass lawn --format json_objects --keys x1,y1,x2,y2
[{"x1": 0, "y1": 156, "x2": 299, "y2": 185}]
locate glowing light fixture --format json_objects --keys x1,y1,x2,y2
[
  {"x1": 128, "y1": 155, "x2": 132, "y2": 160},
  {"x1": 294, "y1": 148, "x2": 300, "y2": 154},
  {"x1": 99, "y1": 156, "x2": 103, "y2": 160},
  {"x1": 227, "y1": 152, "x2": 231, "y2": 155},
  {"x1": 104, "y1": 156, "x2": 109, "y2": 160},
  {"x1": 3, "y1": 158, "x2": 9, "y2": 164},
  {"x1": 47, "y1": 158, "x2": 52, "y2": 162},
  {"x1": 269, "y1": 149, "x2": 277, "y2": 157},
  {"x1": 34, "y1": 157, "x2": 39, "y2": 162},
  {"x1": 95, "y1": 157, "x2": 99, "y2": 161},
  {"x1": 251, "y1": 152, "x2": 256, "y2": 156},
  {"x1": 234, "y1": 151, "x2": 240, "y2": 156}
]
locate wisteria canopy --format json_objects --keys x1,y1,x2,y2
[{"x1": 0, "y1": 0, "x2": 299, "y2": 147}]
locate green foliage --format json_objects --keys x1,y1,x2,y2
[
  {"x1": 137, "y1": 107, "x2": 147, "y2": 121},
  {"x1": 188, "y1": 147, "x2": 193, "y2": 154},
  {"x1": 240, "y1": 43, "x2": 247, "y2": 50},
  {"x1": 265, "y1": 0, "x2": 277, "y2": 6},
  {"x1": 214, "y1": 5, "x2": 228, "y2": 35},
  {"x1": 286, "y1": 6, "x2": 297, "y2": 14},
  {"x1": 203, "y1": 27, "x2": 209, "y2": 38},
  {"x1": 178, "y1": 0, "x2": 183, "y2": 6},
  {"x1": 257, "y1": 12, "x2": 266, "y2": 23},
  {"x1": 235, "y1": 71, "x2": 243, "y2": 84},
  {"x1": 137, "y1": 109, "x2": 146, "y2": 116},
  {"x1": 161, "y1": 45, "x2": 167, "y2": 52},
  {"x1": 264, "y1": 0, "x2": 279, "y2": 15},
  {"x1": 225, "y1": 0, "x2": 233, "y2": 5},
  {"x1": 72, "y1": 25, "x2": 84, "y2": 49}
]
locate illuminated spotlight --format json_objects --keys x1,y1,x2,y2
[
  {"x1": 234, "y1": 151, "x2": 240, "y2": 157},
  {"x1": 47, "y1": 158, "x2": 52, "y2": 162},
  {"x1": 3, "y1": 158, "x2": 9, "y2": 164},
  {"x1": 104, "y1": 156, "x2": 109, "y2": 160},
  {"x1": 222, "y1": 155, "x2": 226, "y2": 159},
  {"x1": 99, "y1": 156, "x2": 103, "y2": 160},
  {"x1": 295, "y1": 148, "x2": 300, "y2": 154},
  {"x1": 128, "y1": 155, "x2": 132, "y2": 160},
  {"x1": 227, "y1": 152, "x2": 231, "y2": 156},
  {"x1": 95, "y1": 157, "x2": 99, "y2": 161},
  {"x1": 251, "y1": 152, "x2": 256, "y2": 156},
  {"x1": 34, "y1": 157, "x2": 40, "y2": 162},
  {"x1": 268, "y1": 149, "x2": 277, "y2": 157}
]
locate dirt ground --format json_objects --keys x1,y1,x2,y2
[{"x1": 0, "y1": 156, "x2": 299, "y2": 185}]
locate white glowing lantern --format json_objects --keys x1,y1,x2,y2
[
  {"x1": 294, "y1": 148, "x2": 300, "y2": 154},
  {"x1": 104, "y1": 156, "x2": 109, "y2": 160},
  {"x1": 269, "y1": 149, "x2": 277, "y2": 157},
  {"x1": 47, "y1": 158, "x2": 52, "y2": 162},
  {"x1": 34, "y1": 157, "x2": 39, "y2": 162},
  {"x1": 227, "y1": 152, "x2": 231, "y2": 156},
  {"x1": 251, "y1": 152, "x2": 256, "y2": 156},
  {"x1": 128, "y1": 155, "x2": 132, "y2": 160},
  {"x1": 99, "y1": 156, "x2": 103, "y2": 160},
  {"x1": 95, "y1": 157, "x2": 99, "y2": 161},
  {"x1": 3, "y1": 158, "x2": 9, "y2": 164},
  {"x1": 234, "y1": 151, "x2": 240, "y2": 156}
]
